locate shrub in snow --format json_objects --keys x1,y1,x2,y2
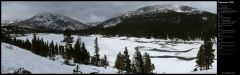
[
  {"x1": 194, "y1": 68, "x2": 198, "y2": 71},
  {"x1": 13, "y1": 68, "x2": 32, "y2": 74},
  {"x1": 73, "y1": 65, "x2": 82, "y2": 74},
  {"x1": 90, "y1": 72, "x2": 99, "y2": 74},
  {"x1": 6, "y1": 45, "x2": 13, "y2": 49}
]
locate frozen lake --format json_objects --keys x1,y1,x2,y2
[{"x1": 15, "y1": 33, "x2": 217, "y2": 73}]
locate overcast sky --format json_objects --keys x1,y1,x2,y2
[{"x1": 1, "y1": 1, "x2": 216, "y2": 23}]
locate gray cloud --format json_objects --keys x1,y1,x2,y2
[{"x1": 1, "y1": 1, "x2": 216, "y2": 23}]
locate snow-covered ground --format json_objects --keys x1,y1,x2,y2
[
  {"x1": 1, "y1": 42, "x2": 118, "y2": 74},
  {"x1": 2, "y1": 33, "x2": 217, "y2": 74}
]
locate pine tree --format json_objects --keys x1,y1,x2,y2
[
  {"x1": 94, "y1": 37, "x2": 100, "y2": 66},
  {"x1": 204, "y1": 37, "x2": 215, "y2": 70},
  {"x1": 131, "y1": 63, "x2": 137, "y2": 74},
  {"x1": 64, "y1": 49, "x2": 70, "y2": 65},
  {"x1": 69, "y1": 46, "x2": 75, "y2": 59},
  {"x1": 59, "y1": 45, "x2": 65, "y2": 56},
  {"x1": 39, "y1": 38, "x2": 45, "y2": 56},
  {"x1": 25, "y1": 39, "x2": 31, "y2": 50},
  {"x1": 64, "y1": 29, "x2": 74, "y2": 60},
  {"x1": 13, "y1": 37, "x2": 17, "y2": 46},
  {"x1": 123, "y1": 47, "x2": 131, "y2": 73},
  {"x1": 24, "y1": 40, "x2": 27, "y2": 49},
  {"x1": 195, "y1": 37, "x2": 215, "y2": 70},
  {"x1": 63, "y1": 29, "x2": 73, "y2": 65},
  {"x1": 195, "y1": 45, "x2": 205, "y2": 70},
  {"x1": 90, "y1": 56, "x2": 97, "y2": 65},
  {"x1": 55, "y1": 43, "x2": 59, "y2": 55},
  {"x1": 74, "y1": 37, "x2": 81, "y2": 52},
  {"x1": 43, "y1": 41, "x2": 49, "y2": 57},
  {"x1": 63, "y1": 29, "x2": 73, "y2": 43},
  {"x1": 115, "y1": 52, "x2": 125, "y2": 74},
  {"x1": 49, "y1": 40, "x2": 55, "y2": 60},
  {"x1": 81, "y1": 42, "x2": 90, "y2": 64},
  {"x1": 35, "y1": 37, "x2": 41, "y2": 55},
  {"x1": 31, "y1": 33, "x2": 37, "y2": 53},
  {"x1": 74, "y1": 38, "x2": 81, "y2": 63},
  {"x1": 59, "y1": 45, "x2": 62, "y2": 55},
  {"x1": 86, "y1": 51, "x2": 90, "y2": 64},
  {"x1": 143, "y1": 52, "x2": 155, "y2": 74},
  {"x1": 77, "y1": 37, "x2": 82, "y2": 47},
  {"x1": 102, "y1": 54, "x2": 109, "y2": 68},
  {"x1": 131, "y1": 46, "x2": 144, "y2": 74}
]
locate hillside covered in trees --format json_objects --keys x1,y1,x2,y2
[{"x1": 81, "y1": 10, "x2": 216, "y2": 40}]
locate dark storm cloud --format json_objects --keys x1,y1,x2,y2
[{"x1": 2, "y1": 1, "x2": 216, "y2": 23}]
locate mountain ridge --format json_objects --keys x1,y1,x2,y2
[
  {"x1": 5, "y1": 12, "x2": 90, "y2": 31},
  {"x1": 97, "y1": 4, "x2": 213, "y2": 28},
  {"x1": 84, "y1": 4, "x2": 216, "y2": 40}
]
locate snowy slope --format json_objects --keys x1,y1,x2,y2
[
  {"x1": 123, "y1": 3, "x2": 204, "y2": 18},
  {"x1": 98, "y1": 4, "x2": 206, "y2": 28},
  {"x1": 10, "y1": 13, "x2": 89, "y2": 31},
  {"x1": 97, "y1": 16, "x2": 122, "y2": 28},
  {"x1": 86, "y1": 22, "x2": 101, "y2": 27},
  {"x1": 1, "y1": 19, "x2": 22, "y2": 26},
  {"x1": 190, "y1": 68, "x2": 217, "y2": 74},
  {"x1": 1, "y1": 42, "x2": 118, "y2": 74},
  {"x1": 1, "y1": 19, "x2": 21, "y2": 25},
  {"x1": 15, "y1": 33, "x2": 217, "y2": 74}
]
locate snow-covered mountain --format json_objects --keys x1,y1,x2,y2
[
  {"x1": 10, "y1": 13, "x2": 90, "y2": 31},
  {"x1": 2, "y1": 19, "x2": 21, "y2": 24},
  {"x1": 97, "y1": 4, "x2": 207, "y2": 28},
  {"x1": 123, "y1": 4, "x2": 203, "y2": 17},
  {"x1": 86, "y1": 22, "x2": 102, "y2": 27},
  {"x1": 93, "y1": 4, "x2": 216, "y2": 39},
  {"x1": 97, "y1": 16, "x2": 122, "y2": 28},
  {"x1": 1, "y1": 19, "x2": 22, "y2": 26}
]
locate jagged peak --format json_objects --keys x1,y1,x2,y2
[
  {"x1": 31, "y1": 12, "x2": 73, "y2": 21},
  {"x1": 34, "y1": 12, "x2": 66, "y2": 17}
]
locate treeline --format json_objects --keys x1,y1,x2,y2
[
  {"x1": 2, "y1": 32, "x2": 32, "y2": 50},
  {"x1": 2, "y1": 32, "x2": 66, "y2": 60},
  {"x1": 3, "y1": 10, "x2": 217, "y2": 41},
  {"x1": 79, "y1": 11, "x2": 216, "y2": 41},
  {"x1": 1, "y1": 25, "x2": 64, "y2": 34},
  {"x1": 114, "y1": 47, "x2": 155, "y2": 74},
  {"x1": 62, "y1": 29, "x2": 109, "y2": 68},
  {"x1": 1, "y1": 31, "x2": 109, "y2": 68},
  {"x1": 3, "y1": 31, "x2": 155, "y2": 74}
]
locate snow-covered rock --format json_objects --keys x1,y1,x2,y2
[{"x1": 202, "y1": 16, "x2": 208, "y2": 20}]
